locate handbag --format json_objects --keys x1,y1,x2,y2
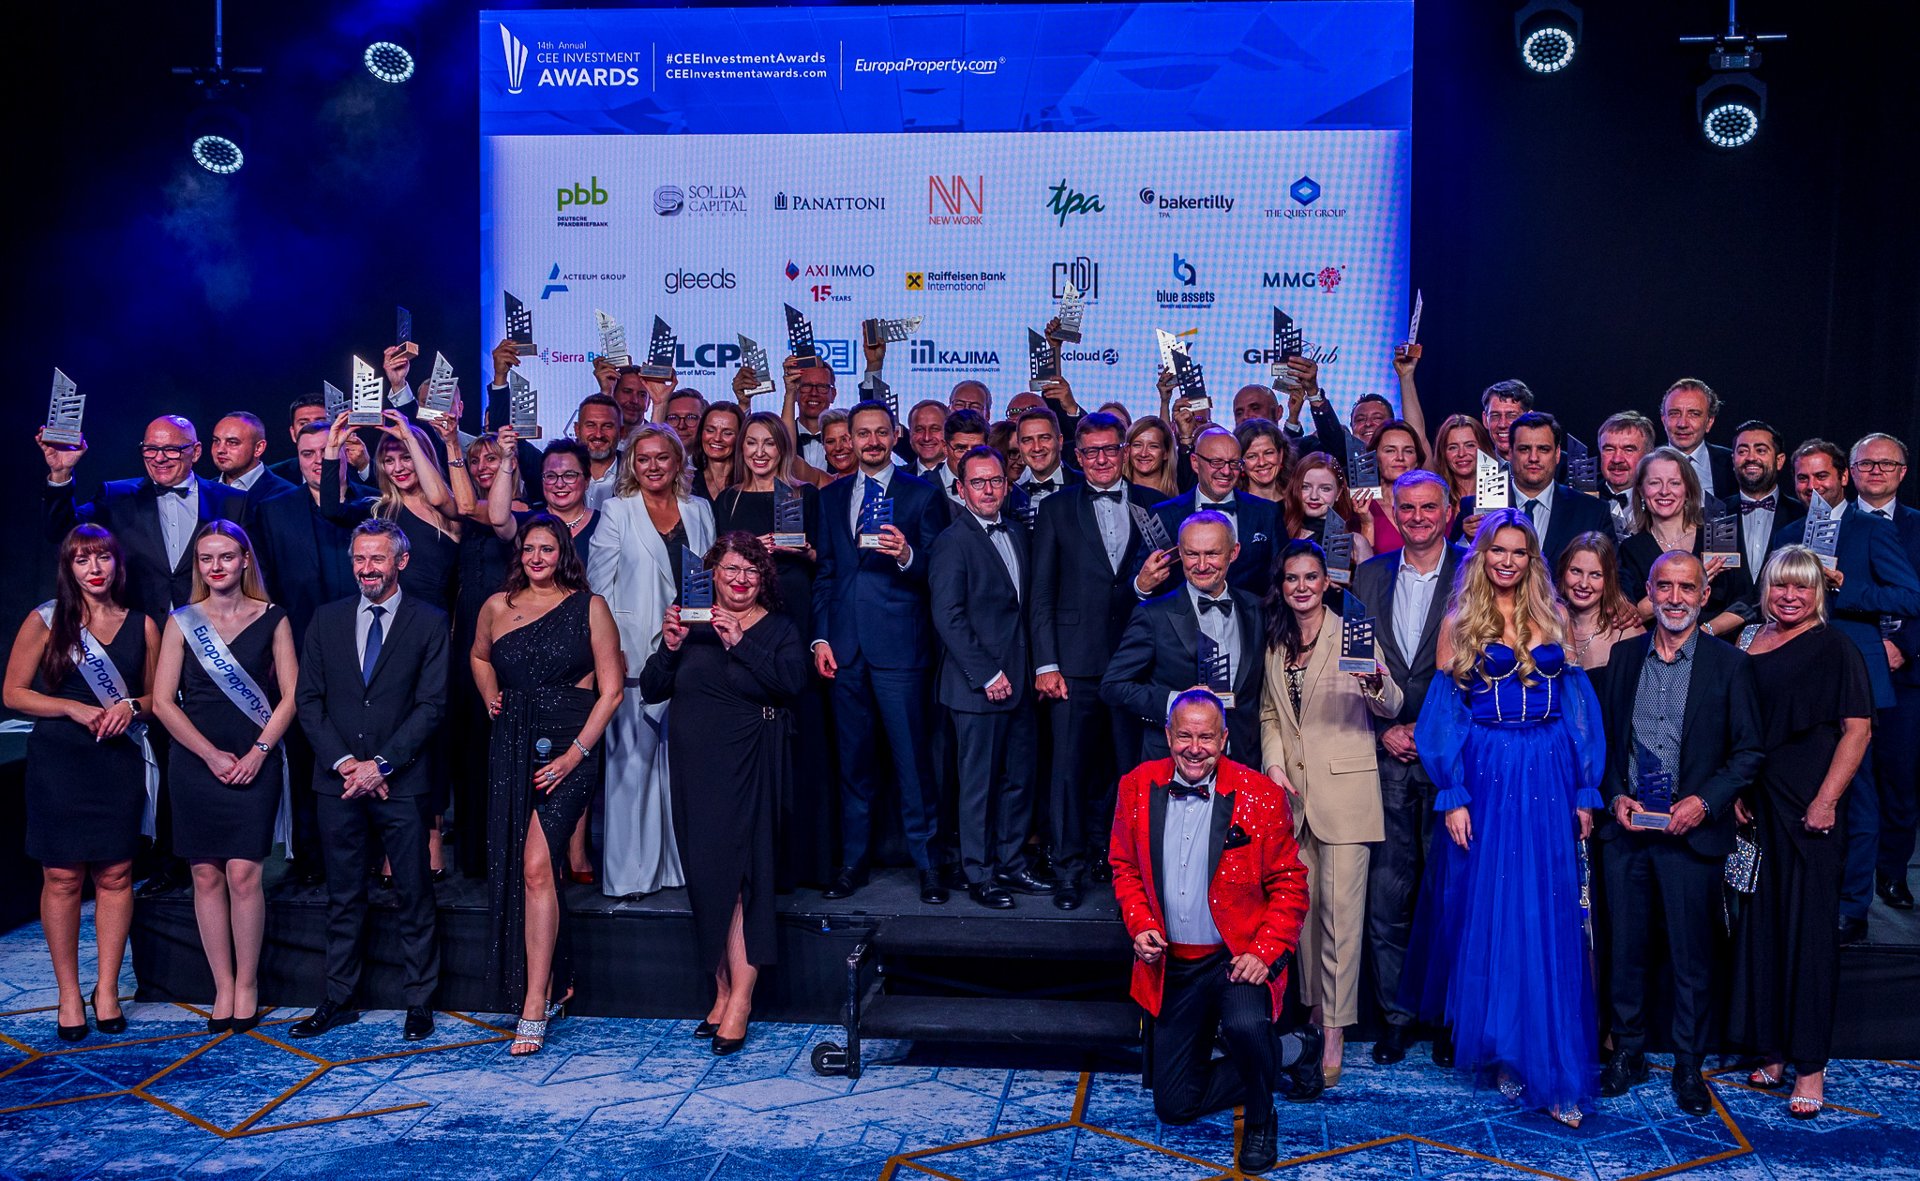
[{"x1": 1725, "y1": 825, "x2": 1762, "y2": 894}]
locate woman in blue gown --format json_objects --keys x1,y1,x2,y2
[{"x1": 1406, "y1": 508, "x2": 1605, "y2": 1125}]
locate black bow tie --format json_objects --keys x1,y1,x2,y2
[
  {"x1": 1739, "y1": 496, "x2": 1777, "y2": 514},
  {"x1": 158, "y1": 483, "x2": 191, "y2": 498},
  {"x1": 1027, "y1": 478, "x2": 1058, "y2": 494},
  {"x1": 797, "y1": 431, "x2": 821, "y2": 448},
  {"x1": 1166, "y1": 779, "x2": 1211, "y2": 801},
  {"x1": 1198, "y1": 596, "x2": 1234, "y2": 616},
  {"x1": 1606, "y1": 491, "x2": 1630, "y2": 509},
  {"x1": 982, "y1": 521, "x2": 1008, "y2": 535},
  {"x1": 1088, "y1": 488, "x2": 1123, "y2": 502},
  {"x1": 1201, "y1": 499, "x2": 1237, "y2": 514}
]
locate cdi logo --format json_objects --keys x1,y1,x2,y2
[
  {"x1": 1052, "y1": 257, "x2": 1099, "y2": 300},
  {"x1": 558, "y1": 177, "x2": 608, "y2": 212},
  {"x1": 500, "y1": 26, "x2": 528, "y2": 94}
]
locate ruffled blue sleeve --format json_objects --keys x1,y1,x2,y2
[
  {"x1": 1414, "y1": 675, "x2": 1473, "y2": 811},
  {"x1": 1556, "y1": 665, "x2": 1607, "y2": 810}
]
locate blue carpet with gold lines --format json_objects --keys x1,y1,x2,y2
[{"x1": 2, "y1": 908, "x2": 1916, "y2": 1179}]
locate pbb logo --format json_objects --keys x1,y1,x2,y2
[{"x1": 557, "y1": 178, "x2": 609, "y2": 212}]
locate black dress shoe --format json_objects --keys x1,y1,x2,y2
[
  {"x1": 1371, "y1": 1022, "x2": 1412, "y2": 1066},
  {"x1": 56, "y1": 1019, "x2": 89, "y2": 1043},
  {"x1": 1598, "y1": 1047, "x2": 1648, "y2": 1097},
  {"x1": 820, "y1": 868, "x2": 866, "y2": 900},
  {"x1": 992, "y1": 868, "x2": 1056, "y2": 895},
  {"x1": 1283, "y1": 1023, "x2": 1325, "y2": 1102},
  {"x1": 1239, "y1": 1105, "x2": 1279, "y2": 1173},
  {"x1": 1672, "y1": 1064, "x2": 1713, "y2": 1115},
  {"x1": 1878, "y1": 873, "x2": 1915, "y2": 910},
  {"x1": 403, "y1": 1006, "x2": 434, "y2": 1041},
  {"x1": 968, "y1": 882, "x2": 1015, "y2": 909},
  {"x1": 919, "y1": 870, "x2": 950, "y2": 905},
  {"x1": 1089, "y1": 856, "x2": 1113, "y2": 885},
  {"x1": 1837, "y1": 916, "x2": 1869, "y2": 945},
  {"x1": 1432, "y1": 1030, "x2": 1455, "y2": 1068},
  {"x1": 711, "y1": 1031, "x2": 746, "y2": 1056},
  {"x1": 1053, "y1": 884, "x2": 1084, "y2": 911},
  {"x1": 693, "y1": 1020, "x2": 719, "y2": 1039},
  {"x1": 231, "y1": 1009, "x2": 262, "y2": 1034},
  {"x1": 90, "y1": 988, "x2": 127, "y2": 1035},
  {"x1": 289, "y1": 1000, "x2": 359, "y2": 1039}
]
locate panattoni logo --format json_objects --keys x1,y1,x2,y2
[{"x1": 500, "y1": 26, "x2": 529, "y2": 95}]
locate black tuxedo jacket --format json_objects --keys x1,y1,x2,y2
[
  {"x1": 1030, "y1": 481, "x2": 1152, "y2": 679},
  {"x1": 1349, "y1": 543, "x2": 1469, "y2": 729},
  {"x1": 43, "y1": 474, "x2": 248, "y2": 621},
  {"x1": 929, "y1": 511, "x2": 1031, "y2": 713},
  {"x1": 1100, "y1": 584, "x2": 1265, "y2": 763},
  {"x1": 1148, "y1": 489, "x2": 1281, "y2": 597},
  {"x1": 250, "y1": 483, "x2": 360, "y2": 643},
  {"x1": 235, "y1": 468, "x2": 299, "y2": 527},
  {"x1": 1595, "y1": 632, "x2": 1764, "y2": 857},
  {"x1": 294, "y1": 594, "x2": 449, "y2": 799}
]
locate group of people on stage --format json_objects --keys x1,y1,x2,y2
[{"x1": 8, "y1": 316, "x2": 1918, "y2": 1169}]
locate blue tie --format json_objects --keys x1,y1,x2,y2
[
  {"x1": 860, "y1": 476, "x2": 882, "y2": 529},
  {"x1": 362, "y1": 604, "x2": 386, "y2": 684}
]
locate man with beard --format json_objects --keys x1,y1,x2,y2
[
  {"x1": 209, "y1": 411, "x2": 297, "y2": 521},
  {"x1": 1728, "y1": 421, "x2": 1801, "y2": 572},
  {"x1": 572, "y1": 393, "x2": 623, "y2": 510}
]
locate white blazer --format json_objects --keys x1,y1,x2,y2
[{"x1": 587, "y1": 494, "x2": 716, "y2": 679}]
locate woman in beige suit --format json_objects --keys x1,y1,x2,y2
[{"x1": 1260, "y1": 539, "x2": 1401, "y2": 1085}]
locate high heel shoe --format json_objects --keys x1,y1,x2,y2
[
  {"x1": 231, "y1": 1009, "x2": 263, "y2": 1034},
  {"x1": 544, "y1": 988, "x2": 574, "y2": 1024},
  {"x1": 56, "y1": 1006, "x2": 89, "y2": 1042},
  {"x1": 89, "y1": 988, "x2": 127, "y2": 1035},
  {"x1": 693, "y1": 1021, "x2": 719, "y2": 1039},
  {"x1": 510, "y1": 1017, "x2": 547, "y2": 1056},
  {"x1": 1549, "y1": 1105, "x2": 1584, "y2": 1129},
  {"x1": 711, "y1": 1030, "x2": 747, "y2": 1056},
  {"x1": 208, "y1": 1016, "x2": 232, "y2": 1034}
]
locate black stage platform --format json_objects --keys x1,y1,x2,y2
[{"x1": 129, "y1": 863, "x2": 1920, "y2": 1059}]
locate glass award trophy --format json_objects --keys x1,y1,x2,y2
[
  {"x1": 1028, "y1": 329, "x2": 1059, "y2": 392},
  {"x1": 679, "y1": 545, "x2": 715, "y2": 623},
  {"x1": 1630, "y1": 765, "x2": 1674, "y2": 831},
  {"x1": 857, "y1": 483, "x2": 893, "y2": 550},
  {"x1": 1406, "y1": 290, "x2": 1424, "y2": 347},
  {"x1": 596, "y1": 309, "x2": 631, "y2": 368},
  {"x1": 505, "y1": 291, "x2": 536, "y2": 356},
  {"x1": 1340, "y1": 615, "x2": 1378, "y2": 674},
  {"x1": 349, "y1": 356, "x2": 385, "y2": 426},
  {"x1": 1269, "y1": 308, "x2": 1304, "y2": 389},
  {"x1": 772, "y1": 481, "x2": 807, "y2": 549},
  {"x1": 640, "y1": 316, "x2": 678, "y2": 380},
  {"x1": 1475, "y1": 450, "x2": 1510, "y2": 511},
  {"x1": 1566, "y1": 434, "x2": 1600, "y2": 495},
  {"x1": 323, "y1": 379, "x2": 348, "y2": 420},
  {"x1": 395, "y1": 306, "x2": 418, "y2": 360},
  {"x1": 508, "y1": 370, "x2": 542, "y2": 440},
  {"x1": 1323, "y1": 508, "x2": 1354, "y2": 586},
  {"x1": 1804, "y1": 504, "x2": 1842, "y2": 570},
  {"x1": 786, "y1": 304, "x2": 823, "y2": 369},
  {"x1": 42, "y1": 368, "x2": 84, "y2": 446},
  {"x1": 861, "y1": 315, "x2": 921, "y2": 348},
  {"x1": 1197, "y1": 632, "x2": 1235, "y2": 709},
  {"x1": 417, "y1": 352, "x2": 457, "y2": 422},
  {"x1": 1129, "y1": 502, "x2": 1176, "y2": 556},
  {"x1": 861, "y1": 372, "x2": 898, "y2": 420},
  {"x1": 1168, "y1": 343, "x2": 1208, "y2": 409},
  {"x1": 1346, "y1": 436, "x2": 1380, "y2": 504},
  {"x1": 736, "y1": 335, "x2": 776, "y2": 397},
  {"x1": 1703, "y1": 510, "x2": 1742, "y2": 568},
  {"x1": 1055, "y1": 281, "x2": 1085, "y2": 343}
]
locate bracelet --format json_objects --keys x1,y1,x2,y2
[
  {"x1": 572, "y1": 738, "x2": 592, "y2": 758},
  {"x1": 446, "y1": 458, "x2": 466, "y2": 468}
]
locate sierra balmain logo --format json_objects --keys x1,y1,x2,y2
[
  {"x1": 499, "y1": 23, "x2": 641, "y2": 92},
  {"x1": 654, "y1": 183, "x2": 748, "y2": 216},
  {"x1": 908, "y1": 337, "x2": 1001, "y2": 373},
  {"x1": 1260, "y1": 266, "x2": 1346, "y2": 293},
  {"x1": 1046, "y1": 180, "x2": 1104, "y2": 227},
  {"x1": 1138, "y1": 187, "x2": 1235, "y2": 216},
  {"x1": 773, "y1": 192, "x2": 888, "y2": 212},
  {"x1": 928, "y1": 175, "x2": 985, "y2": 226},
  {"x1": 1155, "y1": 251, "x2": 1216, "y2": 311}
]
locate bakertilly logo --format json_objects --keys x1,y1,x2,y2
[{"x1": 500, "y1": 25, "x2": 641, "y2": 93}]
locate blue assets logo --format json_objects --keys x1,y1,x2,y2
[
  {"x1": 1289, "y1": 176, "x2": 1322, "y2": 206},
  {"x1": 1171, "y1": 252, "x2": 1197, "y2": 287},
  {"x1": 1156, "y1": 253, "x2": 1214, "y2": 311}
]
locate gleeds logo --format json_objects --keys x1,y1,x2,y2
[
  {"x1": 500, "y1": 26, "x2": 528, "y2": 94},
  {"x1": 1259, "y1": 266, "x2": 1346, "y2": 293},
  {"x1": 1264, "y1": 176, "x2": 1349, "y2": 220},
  {"x1": 1046, "y1": 180, "x2": 1104, "y2": 227},
  {"x1": 662, "y1": 269, "x2": 736, "y2": 295},
  {"x1": 928, "y1": 176, "x2": 985, "y2": 226}
]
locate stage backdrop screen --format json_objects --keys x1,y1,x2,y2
[{"x1": 480, "y1": 2, "x2": 1412, "y2": 438}]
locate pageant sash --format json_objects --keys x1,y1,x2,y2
[
  {"x1": 173, "y1": 603, "x2": 293, "y2": 853},
  {"x1": 38, "y1": 602, "x2": 159, "y2": 837}
]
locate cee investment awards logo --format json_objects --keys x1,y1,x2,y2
[{"x1": 501, "y1": 26, "x2": 529, "y2": 94}]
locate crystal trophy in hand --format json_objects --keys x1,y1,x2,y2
[
  {"x1": 42, "y1": 368, "x2": 85, "y2": 446},
  {"x1": 680, "y1": 545, "x2": 715, "y2": 623},
  {"x1": 349, "y1": 356, "x2": 385, "y2": 426},
  {"x1": 1198, "y1": 632, "x2": 1235, "y2": 709},
  {"x1": 505, "y1": 291, "x2": 536, "y2": 356}
]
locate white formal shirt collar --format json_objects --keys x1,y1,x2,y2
[
  {"x1": 224, "y1": 463, "x2": 265, "y2": 491},
  {"x1": 360, "y1": 588, "x2": 404, "y2": 616}
]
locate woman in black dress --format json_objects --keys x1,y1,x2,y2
[
  {"x1": 3, "y1": 525, "x2": 158, "y2": 1041},
  {"x1": 471, "y1": 515, "x2": 625, "y2": 1056},
  {"x1": 711, "y1": 412, "x2": 833, "y2": 888},
  {"x1": 690, "y1": 401, "x2": 743, "y2": 501},
  {"x1": 1729, "y1": 545, "x2": 1872, "y2": 1119},
  {"x1": 151, "y1": 521, "x2": 300, "y2": 1033},
  {"x1": 1617, "y1": 447, "x2": 1751, "y2": 636},
  {"x1": 641, "y1": 533, "x2": 808, "y2": 1055}
]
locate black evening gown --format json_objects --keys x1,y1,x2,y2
[
  {"x1": 640, "y1": 613, "x2": 809, "y2": 974},
  {"x1": 1618, "y1": 529, "x2": 1753, "y2": 621},
  {"x1": 451, "y1": 525, "x2": 516, "y2": 877},
  {"x1": 25, "y1": 613, "x2": 152, "y2": 864},
  {"x1": 485, "y1": 591, "x2": 602, "y2": 1008},
  {"x1": 169, "y1": 606, "x2": 288, "y2": 862},
  {"x1": 1729, "y1": 624, "x2": 1872, "y2": 1073},
  {"x1": 712, "y1": 485, "x2": 836, "y2": 888}
]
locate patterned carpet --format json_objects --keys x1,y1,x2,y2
[{"x1": 2, "y1": 909, "x2": 1916, "y2": 1179}]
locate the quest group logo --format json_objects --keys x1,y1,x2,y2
[{"x1": 1264, "y1": 176, "x2": 1349, "y2": 220}]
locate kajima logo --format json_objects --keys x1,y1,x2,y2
[
  {"x1": 907, "y1": 338, "x2": 1001, "y2": 370},
  {"x1": 928, "y1": 176, "x2": 985, "y2": 225},
  {"x1": 1046, "y1": 180, "x2": 1104, "y2": 226},
  {"x1": 500, "y1": 26, "x2": 529, "y2": 94}
]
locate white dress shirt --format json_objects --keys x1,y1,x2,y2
[
  {"x1": 973, "y1": 511, "x2": 1021, "y2": 601},
  {"x1": 1177, "y1": 582, "x2": 1239, "y2": 715},
  {"x1": 1861, "y1": 497, "x2": 1898, "y2": 523},
  {"x1": 1087, "y1": 479, "x2": 1129, "y2": 572},
  {"x1": 1161, "y1": 778, "x2": 1223, "y2": 945},
  {"x1": 223, "y1": 463, "x2": 267, "y2": 492},
  {"x1": 1736, "y1": 491, "x2": 1776, "y2": 572},
  {"x1": 1514, "y1": 480, "x2": 1556, "y2": 542},
  {"x1": 1391, "y1": 553, "x2": 1443, "y2": 665},
  {"x1": 584, "y1": 459, "x2": 620, "y2": 511},
  {"x1": 1680, "y1": 442, "x2": 1716, "y2": 501},
  {"x1": 355, "y1": 588, "x2": 405, "y2": 670},
  {"x1": 1018, "y1": 464, "x2": 1067, "y2": 503},
  {"x1": 1195, "y1": 491, "x2": 1238, "y2": 539},
  {"x1": 797, "y1": 421, "x2": 827, "y2": 469},
  {"x1": 156, "y1": 477, "x2": 200, "y2": 571}
]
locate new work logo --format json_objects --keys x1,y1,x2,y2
[{"x1": 929, "y1": 176, "x2": 985, "y2": 226}]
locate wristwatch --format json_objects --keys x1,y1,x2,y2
[
  {"x1": 373, "y1": 756, "x2": 394, "y2": 779},
  {"x1": 253, "y1": 740, "x2": 271, "y2": 754}
]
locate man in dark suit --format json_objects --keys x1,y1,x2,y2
[
  {"x1": 290, "y1": 518, "x2": 447, "y2": 1043},
  {"x1": 1770, "y1": 440, "x2": 1920, "y2": 941},
  {"x1": 1143, "y1": 427, "x2": 1280, "y2": 599},
  {"x1": 1851, "y1": 433, "x2": 1920, "y2": 911},
  {"x1": 930, "y1": 446, "x2": 1049, "y2": 909},
  {"x1": 1031, "y1": 413, "x2": 1149, "y2": 908},
  {"x1": 268, "y1": 393, "x2": 332, "y2": 485},
  {"x1": 1596, "y1": 411, "x2": 1657, "y2": 539},
  {"x1": 1594, "y1": 551, "x2": 1764, "y2": 1114},
  {"x1": 812, "y1": 400, "x2": 950, "y2": 904},
  {"x1": 1103, "y1": 512, "x2": 1265, "y2": 766},
  {"x1": 1661, "y1": 378, "x2": 1737, "y2": 501},
  {"x1": 1729, "y1": 421, "x2": 1802, "y2": 572},
  {"x1": 1012, "y1": 406, "x2": 1083, "y2": 506},
  {"x1": 1349, "y1": 470, "x2": 1469, "y2": 1065},
  {"x1": 1451, "y1": 413, "x2": 1612, "y2": 564},
  {"x1": 208, "y1": 411, "x2": 297, "y2": 522}
]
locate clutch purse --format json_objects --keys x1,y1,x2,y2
[{"x1": 1724, "y1": 826, "x2": 1761, "y2": 894}]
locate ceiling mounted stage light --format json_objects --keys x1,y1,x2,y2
[
  {"x1": 171, "y1": 0, "x2": 262, "y2": 174},
  {"x1": 1514, "y1": 1, "x2": 1582, "y2": 74},
  {"x1": 1681, "y1": 1, "x2": 1785, "y2": 150},
  {"x1": 364, "y1": 40, "x2": 415, "y2": 84},
  {"x1": 191, "y1": 133, "x2": 245, "y2": 174}
]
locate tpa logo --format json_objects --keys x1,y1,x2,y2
[
  {"x1": 1045, "y1": 180, "x2": 1104, "y2": 227},
  {"x1": 500, "y1": 26, "x2": 529, "y2": 95}
]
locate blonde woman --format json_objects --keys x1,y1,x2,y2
[
  {"x1": 1125, "y1": 415, "x2": 1178, "y2": 498},
  {"x1": 1405, "y1": 508, "x2": 1604, "y2": 1127},
  {"x1": 587, "y1": 423, "x2": 715, "y2": 897}
]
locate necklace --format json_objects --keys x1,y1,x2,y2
[
  {"x1": 1651, "y1": 521, "x2": 1690, "y2": 552},
  {"x1": 1569, "y1": 613, "x2": 1600, "y2": 663},
  {"x1": 563, "y1": 510, "x2": 587, "y2": 531}
]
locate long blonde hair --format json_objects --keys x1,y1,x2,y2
[
  {"x1": 1442, "y1": 507, "x2": 1567, "y2": 685},
  {"x1": 373, "y1": 423, "x2": 443, "y2": 521},
  {"x1": 1126, "y1": 415, "x2": 1178, "y2": 497},
  {"x1": 614, "y1": 423, "x2": 692, "y2": 499},
  {"x1": 187, "y1": 520, "x2": 271, "y2": 604}
]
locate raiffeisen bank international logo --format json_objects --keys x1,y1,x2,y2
[{"x1": 500, "y1": 26, "x2": 529, "y2": 95}]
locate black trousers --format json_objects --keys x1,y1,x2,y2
[
  {"x1": 1046, "y1": 676, "x2": 1129, "y2": 884},
  {"x1": 1876, "y1": 685, "x2": 1920, "y2": 879},
  {"x1": 316, "y1": 791, "x2": 440, "y2": 1008},
  {"x1": 1149, "y1": 951, "x2": 1277, "y2": 1126},
  {"x1": 952, "y1": 707, "x2": 1036, "y2": 884},
  {"x1": 1602, "y1": 833, "x2": 1720, "y2": 1064},
  {"x1": 1366, "y1": 754, "x2": 1434, "y2": 1027}
]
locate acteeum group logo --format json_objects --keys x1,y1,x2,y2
[{"x1": 1046, "y1": 180, "x2": 1104, "y2": 226}]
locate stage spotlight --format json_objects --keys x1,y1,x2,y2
[
  {"x1": 186, "y1": 104, "x2": 248, "y2": 175},
  {"x1": 364, "y1": 40, "x2": 415, "y2": 84},
  {"x1": 191, "y1": 133, "x2": 245, "y2": 174},
  {"x1": 1514, "y1": 1, "x2": 1581, "y2": 74},
  {"x1": 1698, "y1": 75, "x2": 1764, "y2": 148}
]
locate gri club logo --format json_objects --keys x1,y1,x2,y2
[{"x1": 1046, "y1": 180, "x2": 1104, "y2": 227}]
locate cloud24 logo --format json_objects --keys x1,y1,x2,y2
[{"x1": 1045, "y1": 180, "x2": 1104, "y2": 227}]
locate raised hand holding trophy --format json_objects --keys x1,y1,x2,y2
[
  {"x1": 418, "y1": 352, "x2": 458, "y2": 422},
  {"x1": 680, "y1": 545, "x2": 715, "y2": 623},
  {"x1": 323, "y1": 380, "x2": 348, "y2": 420},
  {"x1": 857, "y1": 478, "x2": 893, "y2": 550},
  {"x1": 1323, "y1": 507, "x2": 1355, "y2": 586},
  {"x1": 786, "y1": 304, "x2": 822, "y2": 369},
  {"x1": 1055, "y1": 281, "x2": 1085, "y2": 344},
  {"x1": 1269, "y1": 308, "x2": 1304, "y2": 389},
  {"x1": 736, "y1": 335, "x2": 776, "y2": 397},
  {"x1": 1028, "y1": 329, "x2": 1060, "y2": 393},
  {"x1": 640, "y1": 316, "x2": 678, "y2": 380},
  {"x1": 1475, "y1": 450, "x2": 1511, "y2": 511},
  {"x1": 395, "y1": 306, "x2": 418, "y2": 360},
  {"x1": 43, "y1": 368, "x2": 85, "y2": 446},
  {"x1": 504, "y1": 291, "x2": 536, "y2": 356},
  {"x1": 772, "y1": 481, "x2": 807, "y2": 549},
  {"x1": 508, "y1": 369, "x2": 543, "y2": 440},
  {"x1": 349, "y1": 356, "x2": 385, "y2": 426},
  {"x1": 1197, "y1": 632, "x2": 1235, "y2": 709},
  {"x1": 1566, "y1": 434, "x2": 1599, "y2": 495},
  {"x1": 1339, "y1": 614, "x2": 1379, "y2": 674},
  {"x1": 1406, "y1": 290, "x2": 1424, "y2": 347},
  {"x1": 1346, "y1": 437, "x2": 1380, "y2": 504},
  {"x1": 861, "y1": 314, "x2": 921, "y2": 349},
  {"x1": 596, "y1": 309, "x2": 631, "y2": 368},
  {"x1": 1703, "y1": 508, "x2": 1742, "y2": 568}
]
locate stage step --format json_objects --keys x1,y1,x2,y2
[
  {"x1": 860, "y1": 994, "x2": 1139, "y2": 1046},
  {"x1": 870, "y1": 914, "x2": 1131, "y2": 959}
]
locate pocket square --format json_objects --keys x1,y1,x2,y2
[
  {"x1": 1250, "y1": 531, "x2": 1269, "y2": 543},
  {"x1": 1224, "y1": 824, "x2": 1251, "y2": 850}
]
